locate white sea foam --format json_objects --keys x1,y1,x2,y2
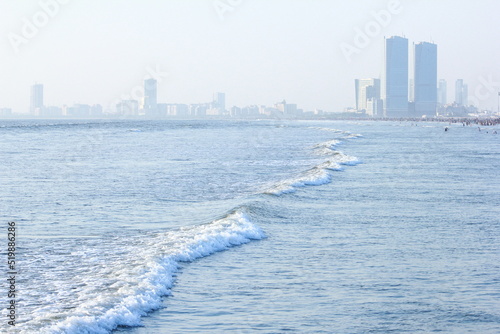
[
  {"x1": 314, "y1": 139, "x2": 360, "y2": 165},
  {"x1": 16, "y1": 211, "x2": 265, "y2": 334},
  {"x1": 263, "y1": 151, "x2": 360, "y2": 196},
  {"x1": 264, "y1": 167, "x2": 332, "y2": 195},
  {"x1": 308, "y1": 127, "x2": 363, "y2": 139},
  {"x1": 313, "y1": 139, "x2": 342, "y2": 150},
  {"x1": 264, "y1": 133, "x2": 361, "y2": 195},
  {"x1": 343, "y1": 133, "x2": 363, "y2": 139},
  {"x1": 308, "y1": 127, "x2": 347, "y2": 133}
]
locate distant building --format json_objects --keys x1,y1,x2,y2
[
  {"x1": 462, "y1": 84, "x2": 468, "y2": 106},
  {"x1": 213, "y1": 92, "x2": 226, "y2": 114},
  {"x1": 157, "y1": 103, "x2": 168, "y2": 116},
  {"x1": 166, "y1": 104, "x2": 189, "y2": 116},
  {"x1": 0, "y1": 108, "x2": 12, "y2": 117},
  {"x1": 274, "y1": 100, "x2": 299, "y2": 116},
  {"x1": 241, "y1": 105, "x2": 260, "y2": 116},
  {"x1": 230, "y1": 106, "x2": 242, "y2": 117},
  {"x1": 41, "y1": 106, "x2": 62, "y2": 117},
  {"x1": 409, "y1": 78, "x2": 414, "y2": 102},
  {"x1": 30, "y1": 84, "x2": 44, "y2": 115},
  {"x1": 438, "y1": 79, "x2": 447, "y2": 105},
  {"x1": 438, "y1": 102, "x2": 470, "y2": 117},
  {"x1": 116, "y1": 100, "x2": 139, "y2": 116},
  {"x1": 206, "y1": 107, "x2": 222, "y2": 116},
  {"x1": 414, "y1": 41, "x2": 437, "y2": 117},
  {"x1": 383, "y1": 36, "x2": 409, "y2": 118},
  {"x1": 455, "y1": 79, "x2": 465, "y2": 105},
  {"x1": 143, "y1": 78, "x2": 157, "y2": 115},
  {"x1": 366, "y1": 98, "x2": 384, "y2": 117},
  {"x1": 90, "y1": 104, "x2": 103, "y2": 117},
  {"x1": 66, "y1": 104, "x2": 92, "y2": 117},
  {"x1": 355, "y1": 78, "x2": 381, "y2": 116},
  {"x1": 189, "y1": 104, "x2": 209, "y2": 117}
]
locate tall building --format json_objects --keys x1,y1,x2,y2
[
  {"x1": 462, "y1": 84, "x2": 468, "y2": 106},
  {"x1": 383, "y1": 36, "x2": 409, "y2": 118},
  {"x1": 143, "y1": 78, "x2": 157, "y2": 115},
  {"x1": 355, "y1": 78, "x2": 382, "y2": 116},
  {"x1": 409, "y1": 78, "x2": 414, "y2": 102},
  {"x1": 414, "y1": 41, "x2": 437, "y2": 117},
  {"x1": 30, "y1": 84, "x2": 44, "y2": 114},
  {"x1": 455, "y1": 79, "x2": 464, "y2": 105},
  {"x1": 438, "y1": 79, "x2": 447, "y2": 105},
  {"x1": 213, "y1": 92, "x2": 226, "y2": 113}
]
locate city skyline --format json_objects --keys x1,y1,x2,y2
[
  {"x1": 7, "y1": 80, "x2": 329, "y2": 118},
  {"x1": 1, "y1": 1, "x2": 500, "y2": 114},
  {"x1": 5, "y1": 31, "x2": 496, "y2": 119},
  {"x1": 354, "y1": 36, "x2": 487, "y2": 118}
]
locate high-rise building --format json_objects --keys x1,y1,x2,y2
[
  {"x1": 454, "y1": 79, "x2": 469, "y2": 106},
  {"x1": 383, "y1": 36, "x2": 409, "y2": 118},
  {"x1": 214, "y1": 92, "x2": 226, "y2": 113},
  {"x1": 30, "y1": 84, "x2": 44, "y2": 114},
  {"x1": 438, "y1": 79, "x2": 447, "y2": 105},
  {"x1": 455, "y1": 79, "x2": 464, "y2": 105},
  {"x1": 143, "y1": 78, "x2": 157, "y2": 115},
  {"x1": 462, "y1": 84, "x2": 468, "y2": 106},
  {"x1": 355, "y1": 78, "x2": 381, "y2": 116},
  {"x1": 414, "y1": 41, "x2": 437, "y2": 117},
  {"x1": 409, "y1": 78, "x2": 415, "y2": 102}
]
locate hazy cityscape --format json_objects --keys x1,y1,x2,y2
[{"x1": 2, "y1": 34, "x2": 499, "y2": 120}]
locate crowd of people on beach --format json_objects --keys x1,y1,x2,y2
[
  {"x1": 441, "y1": 118, "x2": 500, "y2": 126},
  {"x1": 354, "y1": 117, "x2": 500, "y2": 127}
]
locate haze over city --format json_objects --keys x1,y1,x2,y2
[{"x1": 1, "y1": 0, "x2": 500, "y2": 114}]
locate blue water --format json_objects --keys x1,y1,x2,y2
[{"x1": 1, "y1": 120, "x2": 499, "y2": 333}]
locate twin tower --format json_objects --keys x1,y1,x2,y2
[{"x1": 356, "y1": 36, "x2": 437, "y2": 118}]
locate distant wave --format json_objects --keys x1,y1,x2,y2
[
  {"x1": 19, "y1": 210, "x2": 265, "y2": 334},
  {"x1": 264, "y1": 128, "x2": 361, "y2": 195},
  {"x1": 264, "y1": 167, "x2": 333, "y2": 195},
  {"x1": 308, "y1": 126, "x2": 363, "y2": 139},
  {"x1": 0, "y1": 120, "x2": 116, "y2": 131}
]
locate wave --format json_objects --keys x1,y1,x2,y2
[
  {"x1": 313, "y1": 139, "x2": 342, "y2": 149},
  {"x1": 308, "y1": 126, "x2": 346, "y2": 133},
  {"x1": 308, "y1": 127, "x2": 363, "y2": 139},
  {"x1": 264, "y1": 167, "x2": 332, "y2": 195},
  {"x1": 264, "y1": 134, "x2": 361, "y2": 196},
  {"x1": 14, "y1": 124, "x2": 362, "y2": 332},
  {"x1": 0, "y1": 120, "x2": 113, "y2": 130},
  {"x1": 18, "y1": 210, "x2": 265, "y2": 334}
]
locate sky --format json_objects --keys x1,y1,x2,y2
[{"x1": 1, "y1": 0, "x2": 500, "y2": 114}]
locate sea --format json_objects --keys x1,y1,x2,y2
[{"x1": 0, "y1": 119, "x2": 499, "y2": 334}]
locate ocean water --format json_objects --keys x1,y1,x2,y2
[{"x1": 1, "y1": 119, "x2": 499, "y2": 333}]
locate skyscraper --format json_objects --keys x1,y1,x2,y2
[
  {"x1": 143, "y1": 78, "x2": 157, "y2": 115},
  {"x1": 455, "y1": 79, "x2": 464, "y2": 105},
  {"x1": 409, "y1": 78, "x2": 415, "y2": 102},
  {"x1": 30, "y1": 84, "x2": 44, "y2": 114},
  {"x1": 214, "y1": 92, "x2": 226, "y2": 113},
  {"x1": 414, "y1": 41, "x2": 437, "y2": 117},
  {"x1": 383, "y1": 36, "x2": 409, "y2": 118},
  {"x1": 462, "y1": 84, "x2": 468, "y2": 106},
  {"x1": 438, "y1": 79, "x2": 447, "y2": 105}
]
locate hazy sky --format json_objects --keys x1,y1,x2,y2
[{"x1": 1, "y1": 0, "x2": 500, "y2": 113}]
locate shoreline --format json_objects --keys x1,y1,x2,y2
[{"x1": 0, "y1": 116, "x2": 499, "y2": 126}]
